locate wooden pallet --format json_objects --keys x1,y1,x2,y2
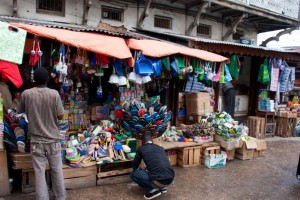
[
  {"x1": 177, "y1": 146, "x2": 201, "y2": 167},
  {"x1": 248, "y1": 116, "x2": 266, "y2": 139}
]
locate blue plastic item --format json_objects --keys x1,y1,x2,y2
[
  {"x1": 170, "y1": 60, "x2": 179, "y2": 77},
  {"x1": 113, "y1": 60, "x2": 124, "y2": 76},
  {"x1": 151, "y1": 58, "x2": 162, "y2": 76},
  {"x1": 135, "y1": 58, "x2": 154, "y2": 76}
]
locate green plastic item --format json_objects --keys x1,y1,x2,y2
[
  {"x1": 124, "y1": 131, "x2": 132, "y2": 137},
  {"x1": 162, "y1": 57, "x2": 170, "y2": 70},
  {"x1": 219, "y1": 63, "x2": 225, "y2": 83},
  {"x1": 228, "y1": 54, "x2": 240, "y2": 81},
  {"x1": 114, "y1": 134, "x2": 123, "y2": 141},
  {"x1": 176, "y1": 56, "x2": 185, "y2": 69}
]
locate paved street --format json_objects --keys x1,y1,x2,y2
[{"x1": 3, "y1": 138, "x2": 300, "y2": 200}]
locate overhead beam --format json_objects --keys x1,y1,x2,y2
[
  {"x1": 137, "y1": 0, "x2": 152, "y2": 29},
  {"x1": 209, "y1": 0, "x2": 297, "y2": 24},
  {"x1": 186, "y1": 0, "x2": 206, "y2": 10},
  {"x1": 260, "y1": 27, "x2": 298, "y2": 46},
  {"x1": 170, "y1": 0, "x2": 179, "y2": 3},
  {"x1": 210, "y1": 7, "x2": 228, "y2": 13},
  {"x1": 185, "y1": 1, "x2": 209, "y2": 35},
  {"x1": 222, "y1": 13, "x2": 247, "y2": 41}
]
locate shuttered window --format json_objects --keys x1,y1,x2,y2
[
  {"x1": 102, "y1": 7, "x2": 123, "y2": 22},
  {"x1": 154, "y1": 16, "x2": 172, "y2": 29},
  {"x1": 37, "y1": 0, "x2": 65, "y2": 16},
  {"x1": 197, "y1": 24, "x2": 211, "y2": 37}
]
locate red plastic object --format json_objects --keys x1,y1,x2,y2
[{"x1": 114, "y1": 109, "x2": 124, "y2": 119}]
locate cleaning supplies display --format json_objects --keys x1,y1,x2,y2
[{"x1": 207, "y1": 111, "x2": 249, "y2": 139}]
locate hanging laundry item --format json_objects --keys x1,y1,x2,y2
[
  {"x1": 269, "y1": 58, "x2": 280, "y2": 92},
  {"x1": 227, "y1": 54, "x2": 240, "y2": 82},
  {"x1": 279, "y1": 61, "x2": 295, "y2": 93}
]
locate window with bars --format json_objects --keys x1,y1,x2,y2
[
  {"x1": 232, "y1": 30, "x2": 245, "y2": 40},
  {"x1": 154, "y1": 16, "x2": 172, "y2": 29},
  {"x1": 102, "y1": 6, "x2": 123, "y2": 22},
  {"x1": 36, "y1": 0, "x2": 65, "y2": 15},
  {"x1": 197, "y1": 24, "x2": 211, "y2": 37}
]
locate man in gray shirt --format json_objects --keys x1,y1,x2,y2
[{"x1": 18, "y1": 67, "x2": 66, "y2": 200}]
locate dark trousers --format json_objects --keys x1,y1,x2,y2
[
  {"x1": 130, "y1": 169, "x2": 173, "y2": 192},
  {"x1": 224, "y1": 88, "x2": 235, "y2": 119}
]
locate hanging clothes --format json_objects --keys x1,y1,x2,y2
[
  {"x1": 269, "y1": 58, "x2": 280, "y2": 92},
  {"x1": 279, "y1": 61, "x2": 295, "y2": 93}
]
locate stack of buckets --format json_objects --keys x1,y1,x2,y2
[{"x1": 258, "y1": 98, "x2": 274, "y2": 112}]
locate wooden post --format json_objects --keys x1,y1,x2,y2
[{"x1": 0, "y1": 150, "x2": 10, "y2": 196}]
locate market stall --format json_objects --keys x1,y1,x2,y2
[{"x1": 0, "y1": 21, "x2": 269, "y2": 195}]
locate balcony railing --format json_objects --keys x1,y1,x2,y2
[{"x1": 231, "y1": 0, "x2": 299, "y2": 19}]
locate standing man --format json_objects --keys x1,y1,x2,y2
[
  {"x1": 131, "y1": 132, "x2": 175, "y2": 200},
  {"x1": 17, "y1": 67, "x2": 66, "y2": 200},
  {"x1": 222, "y1": 81, "x2": 236, "y2": 119}
]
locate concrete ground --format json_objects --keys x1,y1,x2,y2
[{"x1": 3, "y1": 137, "x2": 300, "y2": 200}]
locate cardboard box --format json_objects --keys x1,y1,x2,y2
[
  {"x1": 185, "y1": 92, "x2": 211, "y2": 116},
  {"x1": 204, "y1": 154, "x2": 227, "y2": 169},
  {"x1": 214, "y1": 135, "x2": 239, "y2": 150},
  {"x1": 235, "y1": 138, "x2": 267, "y2": 160}
]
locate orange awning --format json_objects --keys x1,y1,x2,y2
[
  {"x1": 11, "y1": 23, "x2": 133, "y2": 60},
  {"x1": 127, "y1": 39, "x2": 229, "y2": 62}
]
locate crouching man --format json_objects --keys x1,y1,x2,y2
[{"x1": 130, "y1": 132, "x2": 175, "y2": 199}]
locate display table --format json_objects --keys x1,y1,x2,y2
[
  {"x1": 9, "y1": 141, "x2": 217, "y2": 193},
  {"x1": 275, "y1": 116, "x2": 297, "y2": 137}
]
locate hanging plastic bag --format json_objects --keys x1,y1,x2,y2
[
  {"x1": 228, "y1": 54, "x2": 240, "y2": 81},
  {"x1": 224, "y1": 63, "x2": 233, "y2": 82},
  {"x1": 219, "y1": 63, "x2": 225, "y2": 84},
  {"x1": 258, "y1": 58, "x2": 270, "y2": 84},
  {"x1": 206, "y1": 62, "x2": 214, "y2": 80},
  {"x1": 212, "y1": 63, "x2": 222, "y2": 82}
]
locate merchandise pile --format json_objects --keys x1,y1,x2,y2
[
  {"x1": 61, "y1": 120, "x2": 138, "y2": 167},
  {"x1": 207, "y1": 111, "x2": 248, "y2": 139},
  {"x1": 116, "y1": 101, "x2": 172, "y2": 139},
  {"x1": 163, "y1": 121, "x2": 215, "y2": 143}
]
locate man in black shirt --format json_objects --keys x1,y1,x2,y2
[{"x1": 131, "y1": 132, "x2": 175, "y2": 199}]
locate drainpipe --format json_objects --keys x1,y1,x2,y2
[{"x1": 13, "y1": 0, "x2": 18, "y2": 17}]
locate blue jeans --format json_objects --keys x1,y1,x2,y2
[{"x1": 130, "y1": 169, "x2": 155, "y2": 192}]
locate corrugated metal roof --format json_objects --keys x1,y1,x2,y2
[
  {"x1": 138, "y1": 29, "x2": 300, "y2": 54},
  {"x1": 0, "y1": 16, "x2": 150, "y2": 39}
]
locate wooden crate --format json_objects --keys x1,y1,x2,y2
[
  {"x1": 21, "y1": 169, "x2": 51, "y2": 193},
  {"x1": 276, "y1": 117, "x2": 297, "y2": 137},
  {"x1": 97, "y1": 160, "x2": 132, "y2": 185},
  {"x1": 201, "y1": 145, "x2": 220, "y2": 165},
  {"x1": 248, "y1": 116, "x2": 266, "y2": 139},
  {"x1": 177, "y1": 146, "x2": 201, "y2": 167},
  {"x1": 63, "y1": 164, "x2": 97, "y2": 190}
]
